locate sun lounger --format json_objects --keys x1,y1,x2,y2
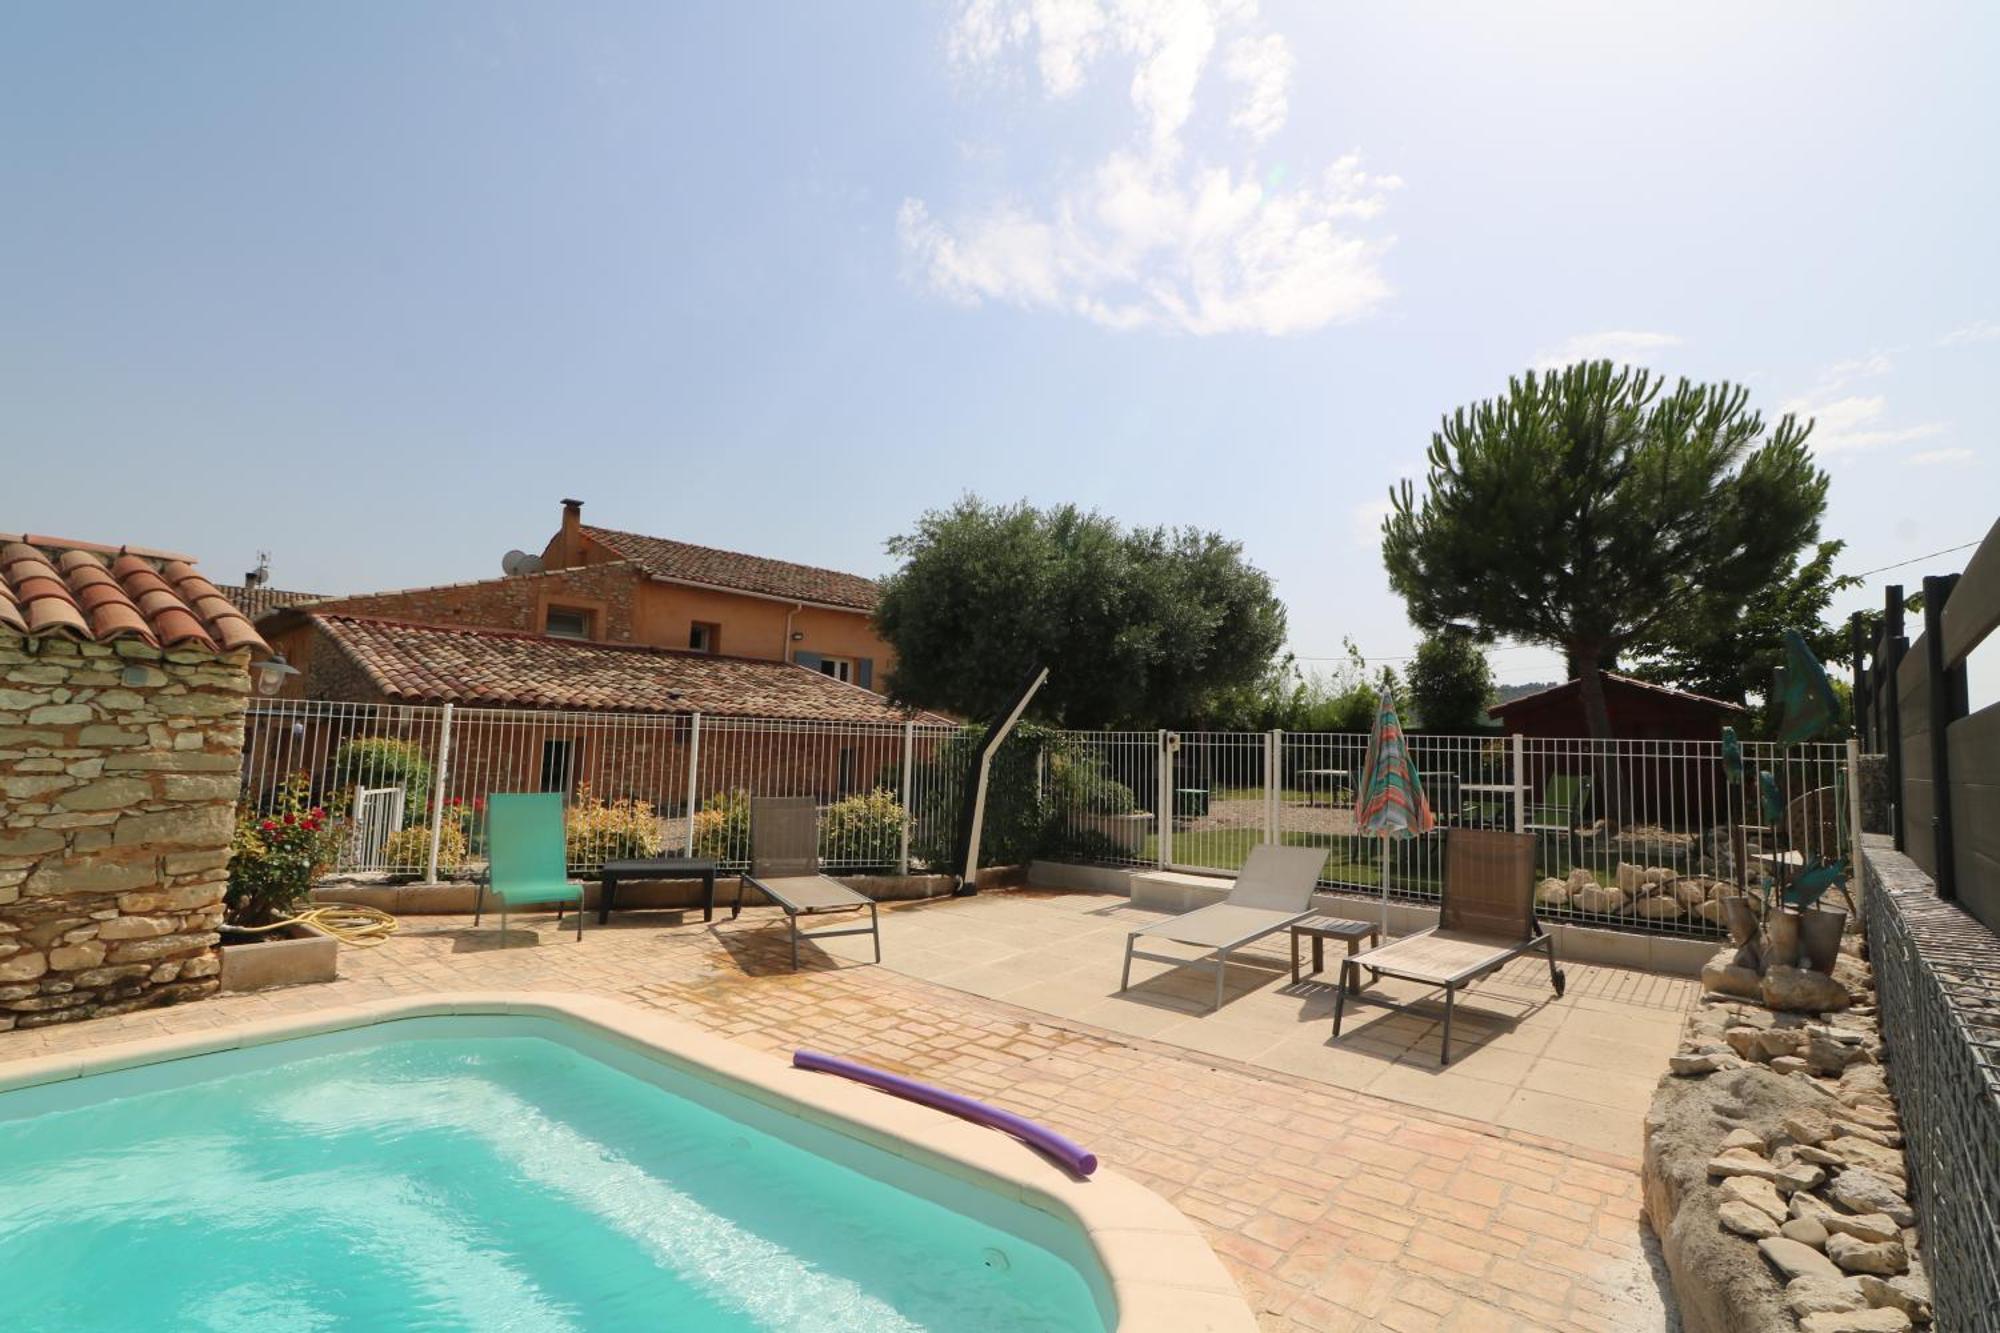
[
  {"x1": 741, "y1": 796, "x2": 881, "y2": 971},
  {"x1": 1333, "y1": 828, "x2": 1566, "y2": 1065},
  {"x1": 1119, "y1": 844, "x2": 1329, "y2": 1011}
]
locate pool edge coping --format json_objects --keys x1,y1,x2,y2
[{"x1": 0, "y1": 991, "x2": 1255, "y2": 1333}]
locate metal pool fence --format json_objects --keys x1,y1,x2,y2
[
  {"x1": 1040, "y1": 729, "x2": 1858, "y2": 939},
  {"x1": 237, "y1": 702, "x2": 1857, "y2": 939},
  {"x1": 239, "y1": 700, "x2": 960, "y2": 878}
]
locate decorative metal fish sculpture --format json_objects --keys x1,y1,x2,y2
[{"x1": 1777, "y1": 629, "x2": 1840, "y2": 746}]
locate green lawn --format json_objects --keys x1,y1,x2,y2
[{"x1": 1143, "y1": 826, "x2": 1422, "y2": 891}]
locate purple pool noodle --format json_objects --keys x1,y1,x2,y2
[{"x1": 793, "y1": 1049, "x2": 1098, "y2": 1177}]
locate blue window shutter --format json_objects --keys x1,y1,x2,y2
[
  {"x1": 857, "y1": 658, "x2": 873, "y2": 689},
  {"x1": 793, "y1": 651, "x2": 822, "y2": 672}
]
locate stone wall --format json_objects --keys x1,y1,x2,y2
[{"x1": 0, "y1": 636, "x2": 252, "y2": 1029}]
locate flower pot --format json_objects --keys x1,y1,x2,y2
[
  {"x1": 218, "y1": 922, "x2": 339, "y2": 992},
  {"x1": 1764, "y1": 910, "x2": 1803, "y2": 972},
  {"x1": 1719, "y1": 895, "x2": 1761, "y2": 971},
  {"x1": 1799, "y1": 907, "x2": 1847, "y2": 974}
]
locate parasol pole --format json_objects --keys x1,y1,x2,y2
[{"x1": 1379, "y1": 835, "x2": 1390, "y2": 939}]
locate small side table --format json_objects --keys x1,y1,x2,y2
[
  {"x1": 1290, "y1": 915, "x2": 1380, "y2": 992},
  {"x1": 597, "y1": 858, "x2": 722, "y2": 925}
]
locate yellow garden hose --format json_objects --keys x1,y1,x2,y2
[{"x1": 230, "y1": 903, "x2": 401, "y2": 947}]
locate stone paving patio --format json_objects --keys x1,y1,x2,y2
[
  {"x1": 0, "y1": 887, "x2": 1684, "y2": 1331},
  {"x1": 816, "y1": 887, "x2": 1695, "y2": 1158}
]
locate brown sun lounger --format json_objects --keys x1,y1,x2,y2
[
  {"x1": 1332, "y1": 828, "x2": 1566, "y2": 1065},
  {"x1": 741, "y1": 797, "x2": 881, "y2": 971}
]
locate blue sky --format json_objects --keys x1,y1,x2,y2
[{"x1": 5, "y1": 2, "x2": 1996, "y2": 693}]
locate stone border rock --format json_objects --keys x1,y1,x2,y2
[{"x1": 1644, "y1": 940, "x2": 1933, "y2": 1333}]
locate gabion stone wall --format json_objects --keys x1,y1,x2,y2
[
  {"x1": 1862, "y1": 834, "x2": 2000, "y2": 1329},
  {"x1": 0, "y1": 637, "x2": 252, "y2": 1029}
]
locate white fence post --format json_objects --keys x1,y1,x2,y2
[
  {"x1": 897, "y1": 720, "x2": 915, "y2": 876},
  {"x1": 684, "y1": 712, "x2": 703, "y2": 855},
  {"x1": 423, "y1": 702, "x2": 454, "y2": 885},
  {"x1": 1847, "y1": 736, "x2": 1864, "y2": 867},
  {"x1": 1265, "y1": 728, "x2": 1282, "y2": 844},
  {"x1": 1511, "y1": 732, "x2": 1526, "y2": 834},
  {"x1": 1156, "y1": 729, "x2": 1170, "y2": 869}
]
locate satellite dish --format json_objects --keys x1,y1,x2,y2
[{"x1": 501, "y1": 550, "x2": 545, "y2": 576}]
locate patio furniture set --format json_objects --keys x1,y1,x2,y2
[
  {"x1": 472, "y1": 793, "x2": 881, "y2": 970},
  {"x1": 1118, "y1": 828, "x2": 1568, "y2": 1065}
]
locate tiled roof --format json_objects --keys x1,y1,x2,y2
[
  {"x1": 215, "y1": 583, "x2": 328, "y2": 620},
  {"x1": 0, "y1": 534, "x2": 268, "y2": 655},
  {"x1": 1487, "y1": 672, "x2": 1746, "y2": 716},
  {"x1": 581, "y1": 524, "x2": 881, "y2": 611},
  {"x1": 310, "y1": 614, "x2": 937, "y2": 722}
]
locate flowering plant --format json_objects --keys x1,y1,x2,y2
[{"x1": 227, "y1": 772, "x2": 340, "y2": 926}]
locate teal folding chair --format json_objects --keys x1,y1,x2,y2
[{"x1": 475, "y1": 792, "x2": 584, "y2": 943}]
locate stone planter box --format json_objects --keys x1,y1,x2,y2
[
  {"x1": 218, "y1": 923, "x2": 339, "y2": 993},
  {"x1": 1072, "y1": 812, "x2": 1154, "y2": 854}
]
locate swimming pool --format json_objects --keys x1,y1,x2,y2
[{"x1": 0, "y1": 996, "x2": 1251, "y2": 1332}]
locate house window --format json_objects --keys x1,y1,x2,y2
[
  {"x1": 539, "y1": 739, "x2": 576, "y2": 795},
  {"x1": 545, "y1": 607, "x2": 593, "y2": 639},
  {"x1": 689, "y1": 622, "x2": 719, "y2": 653},
  {"x1": 816, "y1": 656, "x2": 855, "y2": 684}
]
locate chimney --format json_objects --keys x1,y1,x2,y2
[{"x1": 561, "y1": 498, "x2": 583, "y2": 538}]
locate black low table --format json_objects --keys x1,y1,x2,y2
[{"x1": 597, "y1": 858, "x2": 724, "y2": 925}]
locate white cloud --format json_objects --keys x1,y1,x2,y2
[
  {"x1": 1937, "y1": 320, "x2": 2000, "y2": 347},
  {"x1": 1811, "y1": 351, "x2": 1893, "y2": 393},
  {"x1": 907, "y1": 1, "x2": 1400, "y2": 336},
  {"x1": 1908, "y1": 447, "x2": 1974, "y2": 467},
  {"x1": 1780, "y1": 389, "x2": 1949, "y2": 455},
  {"x1": 1529, "y1": 331, "x2": 1682, "y2": 371},
  {"x1": 1224, "y1": 33, "x2": 1292, "y2": 142},
  {"x1": 1351, "y1": 496, "x2": 1396, "y2": 548}
]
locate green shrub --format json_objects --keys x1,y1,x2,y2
[
  {"x1": 690, "y1": 788, "x2": 751, "y2": 861},
  {"x1": 908, "y1": 723, "x2": 1054, "y2": 871},
  {"x1": 1047, "y1": 750, "x2": 1138, "y2": 814},
  {"x1": 382, "y1": 822, "x2": 466, "y2": 878},
  {"x1": 226, "y1": 772, "x2": 340, "y2": 925},
  {"x1": 819, "y1": 788, "x2": 906, "y2": 869},
  {"x1": 329, "y1": 736, "x2": 434, "y2": 823},
  {"x1": 567, "y1": 784, "x2": 664, "y2": 867}
]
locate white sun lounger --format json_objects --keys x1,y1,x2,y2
[{"x1": 1118, "y1": 844, "x2": 1328, "y2": 1011}]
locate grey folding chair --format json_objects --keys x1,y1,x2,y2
[{"x1": 741, "y1": 796, "x2": 881, "y2": 971}]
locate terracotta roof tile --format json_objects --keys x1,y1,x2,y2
[
  {"x1": 581, "y1": 524, "x2": 881, "y2": 611},
  {"x1": 310, "y1": 613, "x2": 940, "y2": 723},
  {"x1": 0, "y1": 534, "x2": 269, "y2": 656},
  {"x1": 213, "y1": 583, "x2": 329, "y2": 619}
]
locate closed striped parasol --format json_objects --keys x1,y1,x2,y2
[{"x1": 1354, "y1": 688, "x2": 1434, "y2": 935}]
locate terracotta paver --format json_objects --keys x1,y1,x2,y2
[{"x1": 0, "y1": 890, "x2": 1679, "y2": 1330}]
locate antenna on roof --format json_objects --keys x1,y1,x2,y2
[
  {"x1": 244, "y1": 551, "x2": 270, "y2": 589},
  {"x1": 501, "y1": 549, "x2": 545, "y2": 576}
]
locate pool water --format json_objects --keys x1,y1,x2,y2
[{"x1": 0, "y1": 1022, "x2": 1106, "y2": 1331}]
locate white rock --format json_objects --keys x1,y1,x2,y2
[
  {"x1": 1856, "y1": 1273, "x2": 1932, "y2": 1324},
  {"x1": 1719, "y1": 1200, "x2": 1779, "y2": 1238},
  {"x1": 1708, "y1": 1149, "x2": 1783, "y2": 1181},
  {"x1": 1826, "y1": 1232, "x2": 1908, "y2": 1276},
  {"x1": 1761, "y1": 1235, "x2": 1844, "y2": 1281},
  {"x1": 1799, "y1": 1309, "x2": 1912, "y2": 1332},
  {"x1": 1822, "y1": 1213, "x2": 1903, "y2": 1245},
  {"x1": 1786, "y1": 1276, "x2": 1870, "y2": 1317},
  {"x1": 1721, "y1": 1174, "x2": 1788, "y2": 1222}
]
